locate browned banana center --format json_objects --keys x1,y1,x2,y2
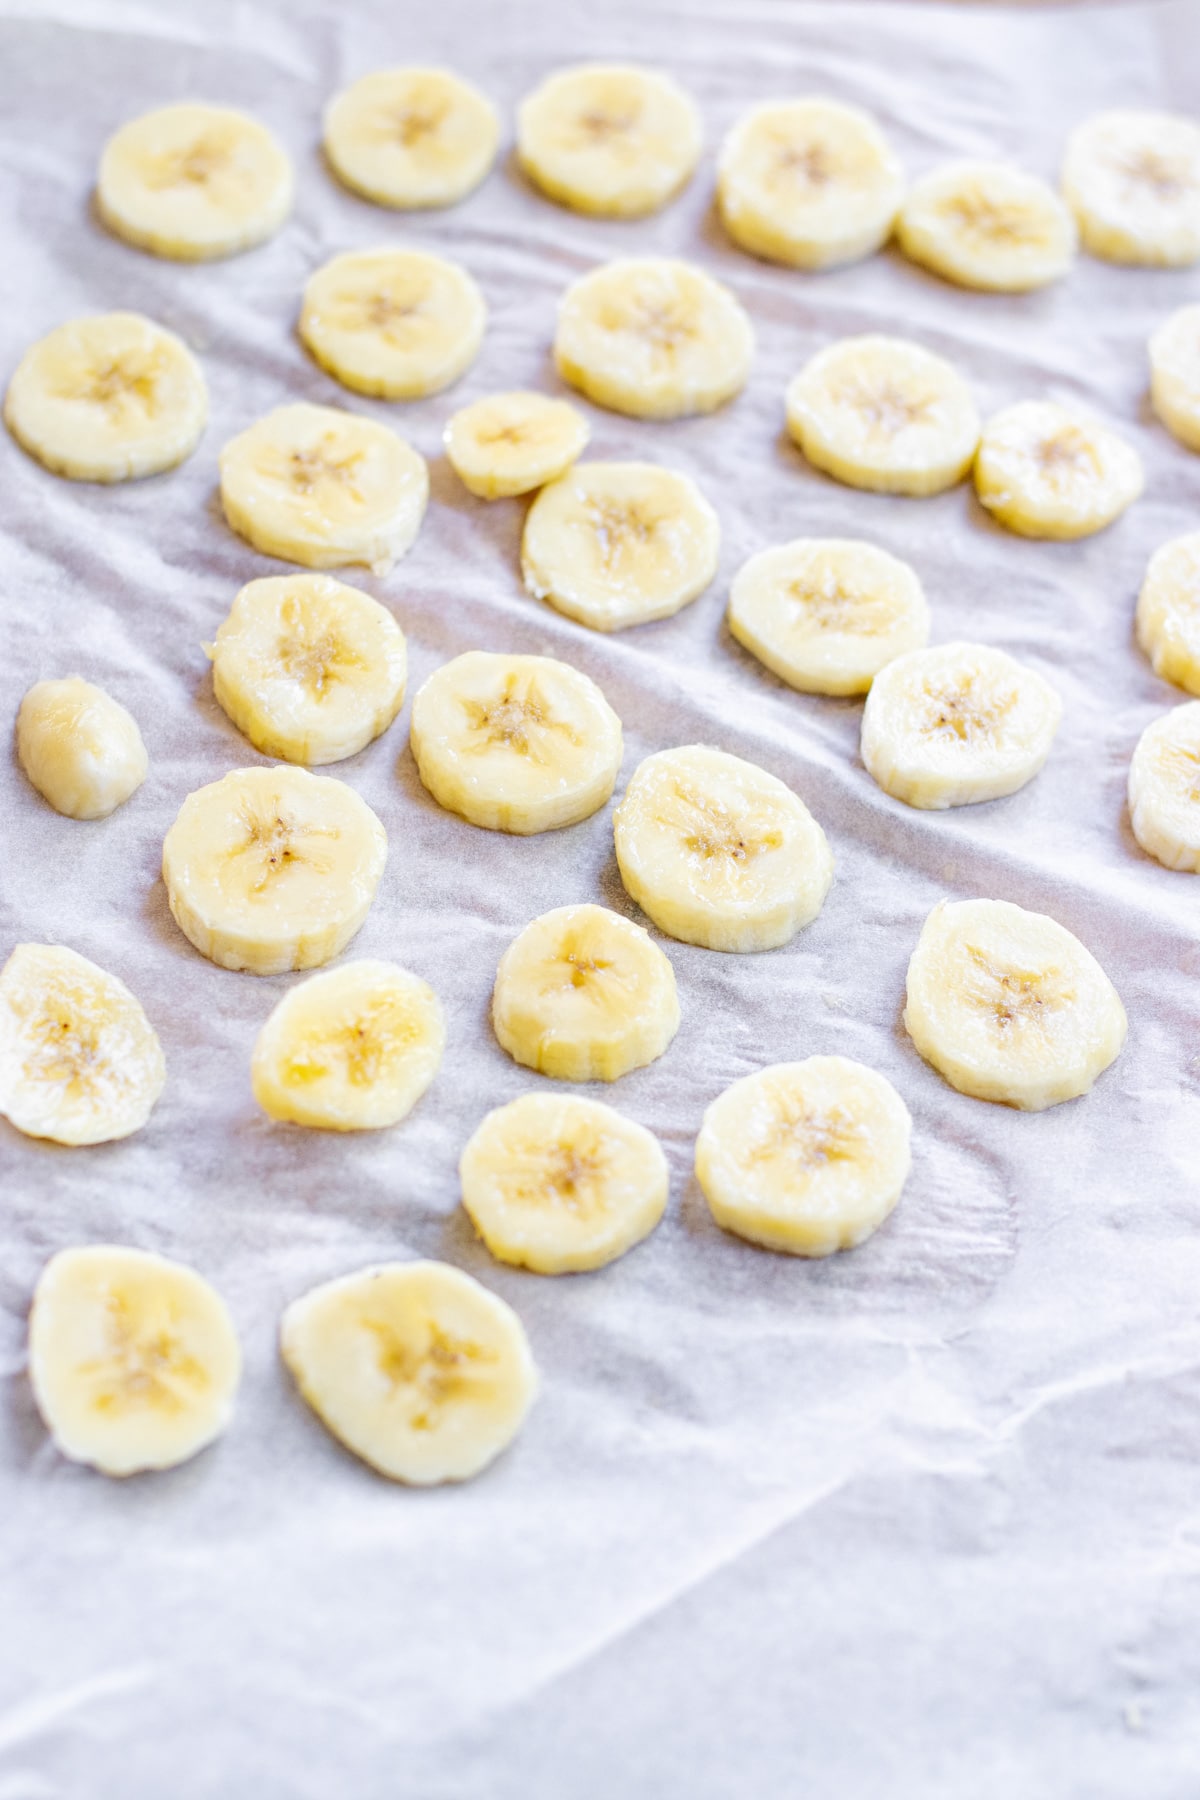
[
  {"x1": 576, "y1": 105, "x2": 640, "y2": 146},
  {"x1": 78, "y1": 355, "x2": 162, "y2": 418},
  {"x1": 236, "y1": 808, "x2": 336, "y2": 891},
  {"x1": 1034, "y1": 429, "x2": 1098, "y2": 484},
  {"x1": 963, "y1": 945, "x2": 1074, "y2": 1032},
  {"x1": 148, "y1": 131, "x2": 234, "y2": 189},
  {"x1": 389, "y1": 103, "x2": 448, "y2": 148},
  {"x1": 919, "y1": 675, "x2": 1017, "y2": 745},
  {"x1": 87, "y1": 1297, "x2": 206, "y2": 1413},
  {"x1": 1113, "y1": 147, "x2": 1196, "y2": 201},
  {"x1": 843, "y1": 379, "x2": 933, "y2": 438},
  {"x1": 941, "y1": 193, "x2": 1038, "y2": 244},
  {"x1": 368, "y1": 1319, "x2": 495, "y2": 1431},
  {"x1": 774, "y1": 137, "x2": 836, "y2": 189},
  {"x1": 619, "y1": 295, "x2": 694, "y2": 358},
  {"x1": 752, "y1": 1099, "x2": 861, "y2": 1171},
  {"x1": 789, "y1": 575, "x2": 889, "y2": 633},
  {"x1": 25, "y1": 996, "x2": 105, "y2": 1095},
  {"x1": 276, "y1": 624, "x2": 364, "y2": 699},
  {"x1": 585, "y1": 498, "x2": 658, "y2": 568},
  {"x1": 671, "y1": 782, "x2": 780, "y2": 865},
  {"x1": 547, "y1": 1139, "x2": 609, "y2": 1214},
  {"x1": 287, "y1": 444, "x2": 366, "y2": 499},
  {"x1": 463, "y1": 680, "x2": 579, "y2": 761}
]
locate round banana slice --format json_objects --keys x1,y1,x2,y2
[
  {"x1": 410, "y1": 650, "x2": 622, "y2": 834},
  {"x1": 555, "y1": 258, "x2": 754, "y2": 420},
  {"x1": 1062, "y1": 109, "x2": 1200, "y2": 268},
  {"x1": 460, "y1": 1092, "x2": 668, "y2": 1274},
  {"x1": 896, "y1": 160, "x2": 1076, "y2": 291},
  {"x1": 29, "y1": 1246, "x2": 241, "y2": 1477},
  {"x1": 1128, "y1": 703, "x2": 1200, "y2": 872},
  {"x1": 5, "y1": 312, "x2": 206, "y2": 483},
  {"x1": 323, "y1": 67, "x2": 499, "y2": 210},
  {"x1": 1136, "y1": 532, "x2": 1200, "y2": 696},
  {"x1": 161, "y1": 765, "x2": 387, "y2": 976},
  {"x1": 517, "y1": 63, "x2": 701, "y2": 219},
  {"x1": 613, "y1": 744, "x2": 833, "y2": 953},
  {"x1": 785, "y1": 335, "x2": 980, "y2": 497},
  {"x1": 492, "y1": 902, "x2": 679, "y2": 1083},
  {"x1": 207, "y1": 574, "x2": 407, "y2": 766},
  {"x1": 695, "y1": 1056, "x2": 912, "y2": 1257},
  {"x1": 97, "y1": 102, "x2": 292, "y2": 261},
  {"x1": 219, "y1": 402, "x2": 428, "y2": 575},
  {"x1": 1150, "y1": 304, "x2": 1200, "y2": 453},
  {"x1": 860, "y1": 642, "x2": 1063, "y2": 811},
  {"x1": 974, "y1": 401, "x2": 1143, "y2": 540},
  {"x1": 904, "y1": 897, "x2": 1127, "y2": 1111},
  {"x1": 444, "y1": 391, "x2": 589, "y2": 499},
  {"x1": 17, "y1": 677, "x2": 148, "y2": 819},
  {"x1": 299, "y1": 248, "x2": 486, "y2": 401},
  {"x1": 522, "y1": 460, "x2": 719, "y2": 632},
  {"x1": 0, "y1": 944, "x2": 165, "y2": 1146},
  {"x1": 727, "y1": 538, "x2": 930, "y2": 696},
  {"x1": 281, "y1": 1260, "x2": 537, "y2": 1485}
]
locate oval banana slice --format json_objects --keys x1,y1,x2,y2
[
  {"x1": 904, "y1": 897, "x2": 1127, "y2": 1111},
  {"x1": 17, "y1": 677, "x2": 147, "y2": 819},
  {"x1": 444, "y1": 391, "x2": 589, "y2": 499},
  {"x1": 97, "y1": 102, "x2": 292, "y2": 261},
  {"x1": 897, "y1": 161, "x2": 1076, "y2": 291},
  {"x1": 1150, "y1": 304, "x2": 1200, "y2": 452},
  {"x1": 299, "y1": 248, "x2": 486, "y2": 400},
  {"x1": 0, "y1": 944, "x2": 165, "y2": 1146},
  {"x1": 1062, "y1": 109, "x2": 1200, "y2": 268},
  {"x1": 1136, "y1": 532, "x2": 1200, "y2": 696},
  {"x1": 460, "y1": 1092, "x2": 668, "y2": 1274},
  {"x1": 29, "y1": 1246, "x2": 241, "y2": 1477},
  {"x1": 162, "y1": 765, "x2": 387, "y2": 976},
  {"x1": 409, "y1": 650, "x2": 622, "y2": 834},
  {"x1": 492, "y1": 902, "x2": 679, "y2": 1083},
  {"x1": 5, "y1": 312, "x2": 206, "y2": 483},
  {"x1": 323, "y1": 67, "x2": 499, "y2": 210},
  {"x1": 555, "y1": 258, "x2": 753, "y2": 420},
  {"x1": 974, "y1": 401, "x2": 1143, "y2": 540},
  {"x1": 1128, "y1": 702, "x2": 1200, "y2": 872},
  {"x1": 613, "y1": 744, "x2": 833, "y2": 953},
  {"x1": 281, "y1": 1260, "x2": 537, "y2": 1485},
  {"x1": 696, "y1": 1056, "x2": 912, "y2": 1257},
  {"x1": 517, "y1": 63, "x2": 701, "y2": 218}
]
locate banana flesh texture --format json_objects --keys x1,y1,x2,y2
[
  {"x1": 1150, "y1": 304, "x2": 1200, "y2": 452},
  {"x1": 696, "y1": 1056, "x2": 912, "y2": 1257},
  {"x1": 17, "y1": 677, "x2": 147, "y2": 819},
  {"x1": 897, "y1": 160, "x2": 1076, "y2": 292},
  {"x1": 517, "y1": 63, "x2": 701, "y2": 219},
  {"x1": 1136, "y1": 532, "x2": 1200, "y2": 695},
  {"x1": 323, "y1": 67, "x2": 499, "y2": 210},
  {"x1": 974, "y1": 400, "x2": 1143, "y2": 540},
  {"x1": 904, "y1": 898, "x2": 1127, "y2": 1111},
  {"x1": 1062, "y1": 109, "x2": 1200, "y2": 268},
  {"x1": 444, "y1": 391, "x2": 589, "y2": 499},
  {"x1": 1128, "y1": 702, "x2": 1200, "y2": 873},
  {"x1": 281, "y1": 1259, "x2": 537, "y2": 1485},
  {"x1": 0, "y1": 944, "x2": 165, "y2": 1146},
  {"x1": 613, "y1": 744, "x2": 833, "y2": 952},
  {"x1": 161, "y1": 764, "x2": 387, "y2": 975},
  {"x1": 299, "y1": 248, "x2": 486, "y2": 400}
]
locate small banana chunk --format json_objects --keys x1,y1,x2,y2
[
  {"x1": 614, "y1": 744, "x2": 833, "y2": 953},
  {"x1": 460, "y1": 1092, "x2": 668, "y2": 1274},
  {"x1": 299, "y1": 248, "x2": 486, "y2": 400},
  {"x1": 162, "y1": 765, "x2": 387, "y2": 975},
  {"x1": 444, "y1": 392, "x2": 589, "y2": 499},
  {"x1": 323, "y1": 67, "x2": 499, "y2": 210},
  {"x1": 1136, "y1": 532, "x2": 1200, "y2": 695},
  {"x1": 555, "y1": 258, "x2": 753, "y2": 420},
  {"x1": 517, "y1": 63, "x2": 701, "y2": 218},
  {"x1": 281, "y1": 1260, "x2": 537, "y2": 1485},
  {"x1": 1128, "y1": 703, "x2": 1200, "y2": 873},
  {"x1": 904, "y1": 898, "x2": 1126, "y2": 1111},
  {"x1": 410, "y1": 651, "x2": 622, "y2": 834},
  {"x1": 786, "y1": 335, "x2": 979, "y2": 497},
  {"x1": 493, "y1": 903, "x2": 679, "y2": 1083},
  {"x1": 17, "y1": 677, "x2": 147, "y2": 819},
  {"x1": 897, "y1": 161, "x2": 1076, "y2": 291},
  {"x1": 219, "y1": 402, "x2": 428, "y2": 575},
  {"x1": 1150, "y1": 304, "x2": 1200, "y2": 453},
  {"x1": 29, "y1": 1246, "x2": 241, "y2": 1477},
  {"x1": 1062, "y1": 109, "x2": 1200, "y2": 268},
  {"x1": 974, "y1": 401, "x2": 1143, "y2": 540}
]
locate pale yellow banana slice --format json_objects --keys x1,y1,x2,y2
[
  {"x1": 323, "y1": 67, "x2": 499, "y2": 210},
  {"x1": 897, "y1": 160, "x2": 1076, "y2": 291},
  {"x1": 460, "y1": 1091, "x2": 668, "y2": 1274},
  {"x1": 974, "y1": 400, "x2": 1143, "y2": 540},
  {"x1": 517, "y1": 63, "x2": 701, "y2": 219},
  {"x1": 0, "y1": 944, "x2": 165, "y2": 1146},
  {"x1": 299, "y1": 248, "x2": 486, "y2": 400},
  {"x1": 281, "y1": 1259, "x2": 536, "y2": 1485},
  {"x1": 904, "y1": 897, "x2": 1126, "y2": 1111},
  {"x1": 17, "y1": 678, "x2": 147, "y2": 819},
  {"x1": 4, "y1": 312, "x2": 206, "y2": 483},
  {"x1": 219, "y1": 402, "x2": 428, "y2": 575},
  {"x1": 555, "y1": 258, "x2": 753, "y2": 420},
  {"x1": 492, "y1": 902, "x2": 679, "y2": 1082},
  {"x1": 1150, "y1": 304, "x2": 1200, "y2": 452},
  {"x1": 613, "y1": 744, "x2": 833, "y2": 953},
  {"x1": 1128, "y1": 703, "x2": 1200, "y2": 872},
  {"x1": 29, "y1": 1246, "x2": 241, "y2": 1477},
  {"x1": 1136, "y1": 532, "x2": 1200, "y2": 695},
  {"x1": 786, "y1": 335, "x2": 979, "y2": 497},
  {"x1": 444, "y1": 391, "x2": 589, "y2": 499},
  {"x1": 97, "y1": 102, "x2": 292, "y2": 261},
  {"x1": 727, "y1": 538, "x2": 930, "y2": 696},
  {"x1": 207, "y1": 574, "x2": 407, "y2": 766},
  {"x1": 409, "y1": 650, "x2": 622, "y2": 834},
  {"x1": 522, "y1": 460, "x2": 719, "y2": 632},
  {"x1": 695, "y1": 1056, "x2": 912, "y2": 1257},
  {"x1": 1062, "y1": 109, "x2": 1200, "y2": 268},
  {"x1": 161, "y1": 765, "x2": 387, "y2": 976}
]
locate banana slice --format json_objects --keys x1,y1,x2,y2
[
  {"x1": 0, "y1": 944, "x2": 165, "y2": 1146},
  {"x1": 281, "y1": 1260, "x2": 537, "y2": 1485},
  {"x1": 444, "y1": 391, "x2": 589, "y2": 499},
  {"x1": 1150, "y1": 304, "x2": 1200, "y2": 453},
  {"x1": 727, "y1": 538, "x2": 930, "y2": 696},
  {"x1": 861, "y1": 642, "x2": 1062, "y2": 810},
  {"x1": 522, "y1": 460, "x2": 719, "y2": 632},
  {"x1": 299, "y1": 248, "x2": 486, "y2": 401},
  {"x1": 410, "y1": 650, "x2": 622, "y2": 834},
  {"x1": 1128, "y1": 703, "x2": 1200, "y2": 872},
  {"x1": 785, "y1": 335, "x2": 979, "y2": 497},
  {"x1": 492, "y1": 902, "x2": 679, "y2": 1082},
  {"x1": 323, "y1": 67, "x2": 499, "y2": 210},
  {"x1": 613, "y1": 744, "x2": 833, "y2": 953},
  {"x1": 896, "y1": 161, "x2": 1076, "y2": 291},
  {"x1": 1136, "y1": 532, "x2": 1200, "y2": 696},
  {"x1": 17, "y1": 677, "x2": 147, "y2": 819},
  {"x1": 161, "y1": 765, "x2": 387, "y2": 976},
  {"x1": 97, "y1": 102, "x2": 292, "y2": 261},
  {"x1": 517, "y1": 63, "x2": 701, "y2": 218},
  {"x1": 974, "y1": 401, "x2": 1143, "y2": 540},
  {"x1": 4, "y1": 312, "x2": 206, "y2": 483},
  {"x1": 29, "y1": 1246, "x2": 241, "y2": 1477},
  {"x1": 219, "y1": 402, "x2": 428, "y2": 575},
  {"x1": 904, "y1": 898, "x2": 1127, "y2": 1111},
  {"x1": 695, "y1": 1056, "x2": 912, "y2": 1257},
  {"x1": 460, "y1": 1092, "x2": 668, "y2": 1274},
  {"x1": 1062, "y1": 110, "x2": 1200, "y2": 268},
  {"x1": 207, "y1": 574, "x2": 407, "y2": 766},
  {"x1": 554, "y1": 258, "x2": 753, "y2": 420},
  {"x1": 717, "y1": 97, "x2": 904, "y2": 270}
]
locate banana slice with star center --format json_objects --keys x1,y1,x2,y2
[
  {"x1": 974, "y1": 400, "x2": 1143, "y2": 540},
  {"x1": 1128, "y1": 702, "x2": 1200, "y2": 872},
  {"x1": 323, "y1": 67, "x2": 499, "y2": 209},
  {"x1": 299, "y1": 248, "x2": 486, "y2": 400},
  {"x1": 1136, "y1": 532, "x2": 1200, "y2": 695},
  {"x1": 1062, "y1": 109, "x2": 1200, "y2": 268},
  {"x1": 897, "y1": 160, "x2": 1076, "y2": 291},
  {"x1": 444, "y1": 391, "x2": 589, "y2": 499},
  {"x1": 517, "y1": 63, "x2": 701, "y2": 218},
  {"x1": 1150, "y1": 304, "x2": 1200, "y2": 452},
  {"x1": 18, "y1": 677, "x2": 147, "y2": 819}
]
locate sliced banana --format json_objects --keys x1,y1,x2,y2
[
  {"x1": 1062, "y1": 109, "x2": 1200, "y2": 268},
  {"x1": 460, "y1": 1092, "x2": 668, "y2": 1274},
  {"x1": 1128, "y1": 703, "x2": 1200, "y2": 872},
  {"x1": 17, "y1": 677, "x2": 147, "y2": 819},
  {"x1": 517, "y1": 63, "x2": 701, "y2": 218},
  {"x1": 0, "y1": 944, "x2": 165, "y2": 1146},
  {"x1": 904, "y1": 897, "x2": 1127, "y2": 1111},
  {"x1": 897, "y1": 161, "x2": 1076, "y2": 291},
  {"x1": 323, "y1": 67, "x2": 499, "y2": 210},
  {"x1": 974, "y1": 400, "x2": 1143, "y2": 540},
  {"x1": 444, "y1": 391, "x2": 589, "y2": 499},
  {"x1": 281, "y1": 1260, "x2": 537, "y2": 1485},
  {"x1": 299, "y1": 248, "x2": 486, "y2": 400},
  {"x1": 492, "y1": 902, "x2": 679, "y2": 1083},
  {"x1": 1136, "y1": 532, "x2": 1200, "y2": 695},
  {"x1": 1150, "y1": 304, "x2": 1200, "y2": 453},
  {"x1": 161, "y1": 765, "x2": 387, "y2": 976},
  {"x1": 555, "y1": 258, "x2": 753, "y2": 420}
]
